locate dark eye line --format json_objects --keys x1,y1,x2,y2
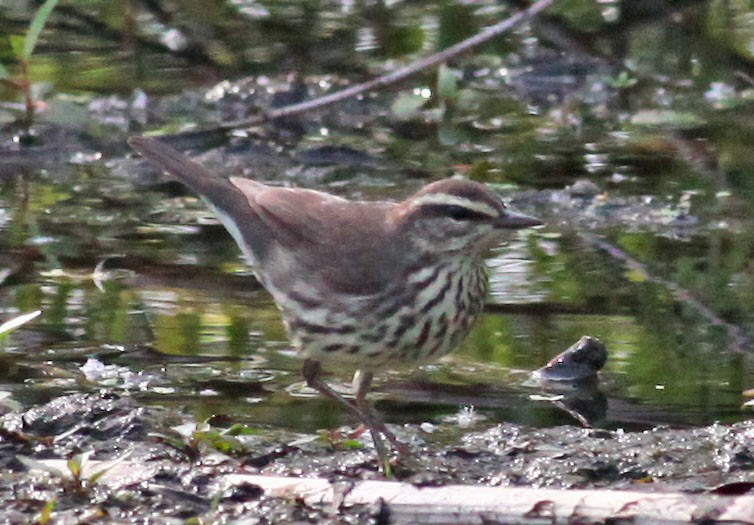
[{"x1": 420, "y1": 203, "x2": 493, "y2": 222}]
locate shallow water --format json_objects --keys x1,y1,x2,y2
[{"x1": 1, "y1": 0, "x2": 754, "y2": 440}]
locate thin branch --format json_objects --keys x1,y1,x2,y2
[{"x1": 209, "y1": 0, "x2": 555, "y2": 132}]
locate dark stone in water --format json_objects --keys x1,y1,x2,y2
[{"x1": 531, "y1": 336, "x2": 607, "y2": 384}]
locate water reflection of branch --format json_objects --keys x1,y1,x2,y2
[
  {"x1": 207, "y1": 0, "x2": 555, "y2": 132},
  {"x1": 484, "y1": 302, "x2": 594, "y2": 315},
  {"x1": 586, "y1": 234, "x2": 752, "y2": 354}
]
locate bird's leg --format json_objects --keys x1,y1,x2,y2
[
  {"x1": 302, "y1": 359, "x2": 390, "y2": 471},
  {"x1": 352, "y1": 370, "x2": 411, "y2": 457}
]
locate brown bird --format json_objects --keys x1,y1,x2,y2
[{"x1": 128, "y1": 136, "x2": 542, "y2": 471}]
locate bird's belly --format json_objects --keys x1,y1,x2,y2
[{"x1": 282, "y1": 261, "x2": 488, "y2": 369}]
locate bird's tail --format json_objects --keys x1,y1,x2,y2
[
  {"x1": 128, "y1": 136, "x2": 233, "y2": 197},
  {"x1": 128, "y1": 135, "x2": 270, "y2": 266}
]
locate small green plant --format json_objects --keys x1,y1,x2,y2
[
  {"x1": 605, "y1": 70, "x2": 638, "y2": 89},
  {"x1": 154, "y1": 421, "x2": 260, "y2": 460},
  {"x1": 18, "y1": 450, "x2": 126, "y2": 496},
  {"x1": 0, "y1": 0, "x2": 59, "y2": 136},
  {"x1": 37, "y1": 498, "x2": 56, "y2": 525},
  {"x1": 317, "y1": 427, "x2": 366, "y2": 451}
]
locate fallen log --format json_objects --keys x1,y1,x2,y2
[
  {"x1": 29, "y1": 459, "x2": 754, "y2": 524},
  {"x1": 222, "y1": 473, "x2": 754, "y2": 524}
]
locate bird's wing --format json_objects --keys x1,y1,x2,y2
[
  {"x1": 127, "y1": 136, "x2": 400, "y2": 295},
  {"x1": 231, "y1": 178, "x2": 400, "y2": 294},
  {"x1": 230, "y1": 178, "x2": 351, "y2": 246}
]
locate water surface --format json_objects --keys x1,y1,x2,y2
[{"x1": 1, "y1": 0, "x2": 754, "y2": 438}]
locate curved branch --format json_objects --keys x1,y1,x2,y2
[{"x1": 209, "y1": 0, "x2": 555, "y2": 132}]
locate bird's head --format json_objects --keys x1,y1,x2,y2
[{"x1": 393, "y1": 178, "x2": 542, "y2": 256}]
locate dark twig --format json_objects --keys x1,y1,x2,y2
[{"x1": 207, "y1": 0, "x2": 555, "y2": 133}]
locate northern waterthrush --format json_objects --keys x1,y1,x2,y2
[{"x1": 128, "y1": 136, "x2": 542, "y2": 470}]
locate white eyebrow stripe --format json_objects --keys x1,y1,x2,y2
[{"x1": 410, "y1": 193, "x2": 499, "y2": 217}]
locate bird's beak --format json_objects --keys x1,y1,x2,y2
[{"x1": 495, "y1": 210, "x2": 543, "y2": 229}]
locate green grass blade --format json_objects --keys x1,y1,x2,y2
[
  {"x1": 23, "y1": 0, "x2": 60, "y2": 60},
  {"x1": 9, "y1": 35, "x2": 25, "y2": 59}
]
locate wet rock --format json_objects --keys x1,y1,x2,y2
[
  {"x1": 530, "y1": 336, "x2": 607, "y2": 384},
  {"x1": 567, "y1": 179, "x2": 601, "y2": 197}
]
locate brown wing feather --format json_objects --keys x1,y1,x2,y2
[
  {"x1": 130, "y1": 136, "x2": 404, "y2": 295},
  {"x1": 230, "y1": 178, "x2": 403, "y2": 294},
  {"x1": 229, "y1": 179, "x2": 343, "y2": 245}
]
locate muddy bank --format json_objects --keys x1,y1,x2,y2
[{"x1": 1, "y1": 392, "x2": 753, "y2": 523}]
